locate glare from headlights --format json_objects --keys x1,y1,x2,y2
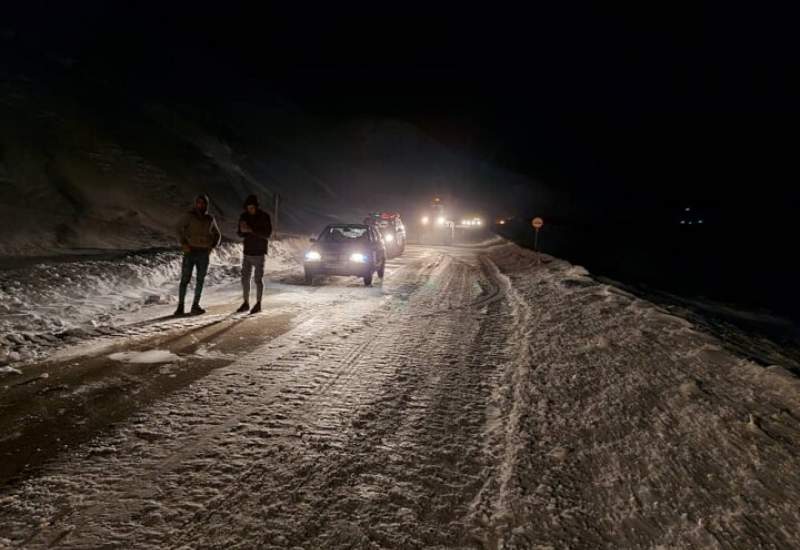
[
  {"x1": 476, "y1": 219, "x2": 483, "y2": 226},
  {"x1": 384, "y1": 233, "x2": 394, "y2": 242},
  {"x1": 436, "y1": 216, "x2": 445, "y2": 226},
  {"x1": 349, "y1": 252, "x2": 367, "y2": 263},
  {"x1": 421, "y1": 216, "x2": 429, "y2": 225},
  {"x1": 305, "y1": 250, "x2": 321, "y2": 261}
]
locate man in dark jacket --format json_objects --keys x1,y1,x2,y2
[
  {"x1": 175, "y1": 194, "x2": 221, "y2": 316},
  {"x1": 236, "y1": 194, "x2": 272, "y2": 314}
]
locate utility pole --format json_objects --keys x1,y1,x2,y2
[{"x1": 273, "y1": 193, "x2": 280, "y2": 237}]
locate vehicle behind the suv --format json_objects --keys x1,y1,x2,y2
[{"x1": 365, "y1": 212, "x2": 406, "y2": 257}]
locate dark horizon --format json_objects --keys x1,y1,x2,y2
[{"x1": 5, "y1": 4, "x2": 799, "y2": 213}]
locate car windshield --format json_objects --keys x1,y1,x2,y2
[{"x1": 319, "y1": 226, "x2": 369, "y2": 242}]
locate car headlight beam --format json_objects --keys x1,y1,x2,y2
[
  {"x1": 305, "y1": 250, "x2": 321, "y2": 262},
  {"x1": 349, "y1": 252, "x2": 367, "y2": 263},
  {"x1": 384, "y1": 233, "x2": 394, "y2": 243}
]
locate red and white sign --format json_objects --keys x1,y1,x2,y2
[{"x1": 532, "y1": 217, "x2": 544, "y2": 229}]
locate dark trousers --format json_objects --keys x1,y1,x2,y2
[
  {"x1": 178, "y1": 249, "x2": 210, "y2": 306},
  {"x1": 242, "y1": 254, "x2": 266, "y2": 304}
]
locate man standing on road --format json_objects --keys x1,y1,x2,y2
[
  {"x1": 175, "y1": 194, "x2": 222, "y2": 316},
  {"x1": 237, "y1": 194, "x2": 272, "y2": 314}
]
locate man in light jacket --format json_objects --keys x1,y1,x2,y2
[{"x1": 175, "y1": 194, "x2": 221, "y2": 316}]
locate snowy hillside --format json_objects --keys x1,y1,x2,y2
[{"x1": 0, "y1": 55, "x2": 548, "y2": 257}]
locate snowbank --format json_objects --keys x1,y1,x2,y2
[
  {"x1": 0, "y1": 67, "x2": 548, "y2": 257},
  {"x1": 0, "y1": 237, "x2": 307, "y2": 367}
]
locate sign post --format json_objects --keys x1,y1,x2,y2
[{"x1": 531, "y1": 217, "x2": 544, "y2": 251}]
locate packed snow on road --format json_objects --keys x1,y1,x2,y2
[{"x1": 1, "y1": 239, "x2": 800, "y2": 549}]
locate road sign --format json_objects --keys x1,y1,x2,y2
[{"x1": 531, "y1": 217, "x2": 544, "y2": 255}]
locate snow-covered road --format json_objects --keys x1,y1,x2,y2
[{"x1": 2, "y1": 241, "x2": 800, "y2": 549}]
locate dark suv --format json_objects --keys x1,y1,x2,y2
[
  {"x1": 304, "y1": 224, "x2": 387, "y2": 286},
  {"x1": 365, "y1": 212, "x2": 406, "y2": 257}
]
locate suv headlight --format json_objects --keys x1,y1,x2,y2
[
  {"x1": 305, "y1": 251, "x2": 321, "y2": 261},
  {"x1": 349, "y1": 252, "x2": 367, "y2": 263}
]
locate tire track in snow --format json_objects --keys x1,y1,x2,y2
[
  {"x1": 166, "y1": 250, "x2": 494, "y2": 549},
  {"x1": 164, "y1": 325, "x2": 384, "y2": 547},
  {"x1": 2, "y1": 249, "x2": 443, "y2": 548},
  {"x1": 466, "y1": 255, "x2": 535, "y2": 549}
]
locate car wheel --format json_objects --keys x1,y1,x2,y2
[{"x1": 363, "y1": 273, "x2": 373, "y2": 286}]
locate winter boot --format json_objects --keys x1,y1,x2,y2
[
  {"x1": 249, "y1": 302, "x2": 262, "y2": 315},
  {"x1": 174, "y1": 304, "x2": 186, "y2": 317},
  {"x1": 236, "y1": 302, "x2": 250, "y2": 313},
  {"x1": 190, "y1": 304, "x2": 206, "y2": 316}
]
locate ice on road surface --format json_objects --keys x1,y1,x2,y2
[
  {"x1": 108, "y1": 350, "x2": 181, "y2": 364},
  {"x1": 1, "y1": 241, "x2": 800, "y2": 549}
]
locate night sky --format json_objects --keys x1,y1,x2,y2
[{"x1": 8, "y1": 4, "x2": 798, "y2": 216}]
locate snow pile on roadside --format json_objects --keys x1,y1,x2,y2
[
  {"x1": 267, "y1": 235, "x2": 309, "y2": 269},
  {"x1": 0, "y1": 237, "x2": 306, "y2": 367},
  {"x1": 453, "y1": 235, "x2": 506, "y2": 248},
  {"x1": 0, "y1": 244, "x2": 239, "y2": 334},
  {"x1": 477, "y1": 241, "x2": 800, "y2": 548}
]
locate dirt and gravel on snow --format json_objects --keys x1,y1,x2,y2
[{"x1": 1, "y1": 240, "x2": 800, "y2": 549}]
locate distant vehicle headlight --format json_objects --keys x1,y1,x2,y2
[
  {"x1": 436, "y1": 216, "x2": 445, "y2": 226},
  {"x1": 305, "y1": 251, "x2": 321, "y2": 261},
  {"x1": 461, "y1": 220, "x2": 468, "y2": 226},
  {"x1": 476, "y1": 219, "x2": 483, "y2": 226},
  {"x1": 350, "y1": 252, "x2": 367, "y2": 263},
  {"x1": 421, "y1": 216, "x2": 429, "y2": 225},
  {"x1": 384, "y1": 233, "x2": 394, "y2": 242}
]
